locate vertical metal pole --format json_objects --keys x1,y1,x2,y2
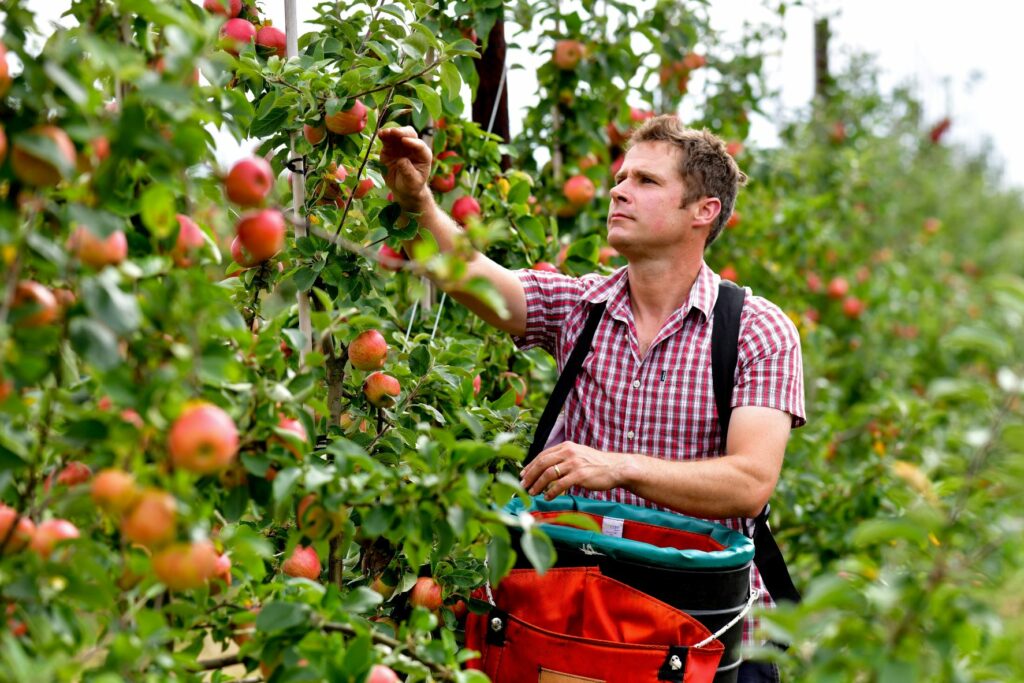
[{"x1": 285, "y1": 0, "x2": 313, "y2": 361}]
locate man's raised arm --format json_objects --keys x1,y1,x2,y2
[{"x1": 378, "y1": 127, "x2": 527, "y2": 337}]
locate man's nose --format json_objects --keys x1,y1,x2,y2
[{"x1": 609, "y1": 182, "x2": 629, "y2": 204}]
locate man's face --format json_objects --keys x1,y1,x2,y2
[{"x1": 607, "y1": 141, "x2": 702, "y2": 258}]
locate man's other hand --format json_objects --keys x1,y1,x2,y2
[{"x1": 378, "y1": 126, "x2": 433, "y2": 213}]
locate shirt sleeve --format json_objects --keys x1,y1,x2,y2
[
  {"x1": 511, "y1": 269, "x2": 585, "y2": 356},
  {"x1": 732, "y1": 299, "x2": 807, "y2": 428}
]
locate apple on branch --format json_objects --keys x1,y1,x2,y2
[
  {"x1": 68, "y1": 226, "x2": 128, "y2": 268},
  {"x1": 225, "y1": 157, "x2": 274, "y2": 207},
  {"x1": 219, "y1": 18, "x2": 256, "y2": 55},
  {"x1": 91, "y1": 468, "x2": 139, "y2": 515},
  {"x1": 255, "y1": 25, "x2": 286, "y2": 59},
  {"x1": 363, "y1": 372, "x2": 400, "y2": 408},
  {"x1": 235, "y1": 208, "x2": 285, "y2": 263},
  {"x1": 30, "y1": 519, "x2": 80, "y2": 559},
  {"x1": 11, "y1": 280, "x2": 59, "y2": 328},
  {"x1": 349, "y1": 329, "x2": 389, "y2": 371},
  {"x1": 282, "y1": 544, "x2": 321, "y2": 580},
  {"x1": 563, "y1": 175, "x2": 595, "y2": 207},
  {"x1": 552, "y1": 39, "x2": 586, "y2": 70},
  {"x1": 0, "y1": 505, "x2": 35, "y2": 554},
  {"x1": 325, "y1": 99, "x2": 368, "y2": 136},
  {"x1": 168, "y1": 402, "x2": 239, "y2": 474},
  {"x1": 11, "y1": 125, "x2": 77, "y2": 187},
  {"x1": 120, "y1": 489, "x2": 177, "y2": 549}
]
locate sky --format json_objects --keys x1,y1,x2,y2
[{"x1": 20, "y1": 1, "x2": 1024, "y2": 192}]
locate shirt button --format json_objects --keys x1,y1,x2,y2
[
  {"x1": 632, "y1": 380, "x2": 641, "y2": 389},
  {"x1": 626, "y1": 430, "x2": 635, "y2": 440}
]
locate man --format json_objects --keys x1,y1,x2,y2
[{"x1": 379, "y1": 115, "x2": 805, "y2": 682}]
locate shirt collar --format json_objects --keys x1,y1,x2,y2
[{"x1": 582, "y1": 262, "x2": 718, "y2": 325}]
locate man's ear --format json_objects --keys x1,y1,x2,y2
[{"x1": 691, "y1": 197, "x2": 722, "y2": 229}]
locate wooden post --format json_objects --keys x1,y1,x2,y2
[
  {"x1": 284, "y1": 0, "x2": 313, "y2": 361},
  {"x1": 814, "y1": 17, "x2": 831, "y2": 103},
  {"x1": 472, "y1": 15, "x2": 511, "y2": 169}
]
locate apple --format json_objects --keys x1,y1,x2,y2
[
  {"x1": 532, "y1": 262, "x2": 559, "y2": 273},
  {"x1": 353, "y1": 177, "x2": 374, "y2": 199},
  {"x1": 230, "y1": 236, "x2": 257, "y2": 267},
  {"x1": 91, "y1": 468, "x2": 139, "y2": 515},
  {"x1": 6, "y1": 604, "x2": 26, "y2": 638},
  {"x1": 273, "y1": 414, "x2": 307, "y2": 459},
  {"x1": 408, "y1": 576, "x2": 443, "y2": 612},
  {"x1": 922, "y1": 217, "x2": 941, "y2": 234},
  {"x1": 829, "y1": 121, "x2": 847, "y2": 144},
  {"x1": 219, "y1": 18, "x2": 256, "y2": 55},
  {"x1": 325, "y1": 99, "x2": 368, "y2": 135},
  {"x1": 152, "y1": 540, "x2": 220, "y2": 590},
  {"x1": 363, "y1": 372, "x2": 400, "y2": 408},
  {"x1": 0, "y1": 505, "x2": 35, "y2": 553},
  {"x1": 377, "y1": 244, "x2": 405, "y2": 271},
  {"x1": 218, "y1": 461, "x2": 249, "y2": 488},
  {"x1": 44, "y1": 461, "x2": 92, "y2": 491},
  {"x1": 552, "y1": 39, "x2": 585, "y2": 70},
  {"x1": 339, "y1": 411, "x2": 370, "y2": 433},
  {"x1": 236, "y1": 208, "x2": 286, "y2": 263},
  {"x1": 317, "y1": 163, "x2": 348, "y2": 200},
  {"x1": 120, "y1": 489, "x2": 177, "y2": 548},
  {"x1": 563, "y1": 175, "x2": 595, "y2": 207},
  {"x1": 842, "y1": 296, "x2": 865, "y2": 320},
  {"x1": 168, "y1": 402, "x2": 239, "y2": 474},
  {"x1": 225, "y1": 157, "x2": 273, "y2": 206},
  {"x1": 719, "y1": 265, "x2": 739, "y2": 282},
  {"x1": 805, "y1": 271, "x2": 823, "y2": 293},
  {"x1": 929, "y1": 117, "x2": 951, "y2": 144},
  {"x1": 30, "y1": 519, "x2": 80, "y2": 558},
  {"x1": 682, "y1": 51, "x2": 706, "y2": 70},
  {"x1": 472, "y1": 374, "x2": 482, "y2": 396},
  {"x1": 68, "y1": 226, "x2": 128, "y2": 268},
  {"x1": 0, "y1": 41, "x2": 10, "y2": 97},
  {"x1": 203, "y1": 0, "x2": 242, "y2": 17},
  {"x1": 11, "y1": 125, "x2": 78, "y2": 187},
  {"x1": 11, "y1": 280, "x2": 59, "y2": 328},
  {"x1": 610, "y1": 154, "x2": 624, "y2": 176},
  {"x1": 451, "y1": 195, "x2": 481, "y2": 226},
  {"x1": 231, "y1": 605, "x2": 260, "y2": 646},
  {"x1": 826, "y1": 276, "x2": 849, "y2": 300},
  {"x1": 0, "y1": 125, "x2": 7, "y2": 165},
  {"x1": 304, "y1": 123, "x2": 326, "y2": 145},
  {"x1": 726, "y1": 211, "x2": 741, "y2": 229},
  {"x1": 296, "y1": 493, "x2": 343, "y2": 540},
  {"x1": 256, "y1": 26, "x2": 286, "y2": 59},
  {"x1": 172, "y1": 214, "x2": 206, "y2": 267},
  {"x1": 367, "y1": 664, "x2": 401, "y2": 683},
  {"x1": 499, "y1": 371, "x2": 527, "y2": 406},
  {"x1": 430, "y1": 172, "x2": 456, "y2": 193},
  {"x1": 213, "y1": 551, "x2": 232, "y2": 586},
  {"x1": 726, "y1": 141, "x2": 744, "y2": 157},
  {"x1": 598, "y1": 246, "x2": 619, "y2": 265},
  {"x1": 436, "y1": 149, "x2": 464, "y2": 175},
  {"x1": 349, "y1": 329, "x2": 388, "y2": 371},
  {"x1": 282, "y1": 545, "x2": 320, "y2": 580}
]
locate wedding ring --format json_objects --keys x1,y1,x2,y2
[{"x1": 554, "y1": 464, "x2": 562, "y2": 478}]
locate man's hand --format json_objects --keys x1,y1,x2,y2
[
  {"x1": 378, "y1": 126, "x2": 433, "y2": 212},
  {"x1": 520, "y1": 442, "x2": 629, "y2": 501}
]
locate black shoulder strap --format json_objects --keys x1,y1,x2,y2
[
  {"x1": 523, "y1": 302, "x2": 607, "y2": 467},
  {"x1": 712, "y1": 280, "x2": 801, "y2": 605}
]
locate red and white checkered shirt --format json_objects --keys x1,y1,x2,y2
[{"x1": 513, "y1": 262, "x2": 806, "y2": 647}]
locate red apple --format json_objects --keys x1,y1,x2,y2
[
  {"x1": 563, "y1": 175, "x2": 595, "y2": 207},
  {"x1": 225, "y1": 157, "x2": 274, "y2": 207},
  {"x1": 682, "y1": 51, "x2": 706, "y2": 70},
  {"x1": 610, "y1": 154, "x2": 624, "y2": 176},
  {"x1": 11, "y1": 280, "x2": 59, "y2": 328},
  {"x1": 367, "y1": 664, "x2": 401, "y2": 683},
  {"x1": 829, "y1": 121, "x2": 847, "y2": 144},
  {"x1": 349, "y1": 329, "x2": 388, "y2": 371},
  {"x1": 377, "y1": 244, "x2": 405, "y2": 271},
  {"x1": 805, "y1": 271, "x2": 823, "y2": 293},
  {"x1": 598, "y1": 246, "x2": 619, "y2": 265},
  {"x1": 826, "y1": 276, "x2": 849, "y2": 300},
  {"x1": 296, "y1": 493, "x2": 343, "y2": 540},
  {"x1": 339, "y1": 411, "x2": 370, "y2": 433},
  {"x1": 152, "y1": 540, "x2": 220, "y2": 590},
  {"x1": 430, "y1": 172, "x2": 456, "y2": 193},
  {"x1": 436, "y1": 149, "x2": 464, "y2": 175},
  {"x1": 0, "y1": 41, "x2": 10, "y2": 97},
  {"x1": 0, "y1": 125, "x2": 7, "y2": 165},
  {"x1": 353, "y1": 177, "x2": 374, "y2": 199},
  {"x1": 842, "y1": 296, "x2": 865, "y2": 320},
  {"x1": 532, "y1": 262, "x2": 560, "y2": 273},
  {"x1": 922, "y1": 217, "x2": 941, "y2": 234},
  {"x1": 235, "y1": 208, "x2": 286, "y2": 263},
  {"x1": 726, "y1": 211, "x2": 741, "y2": 229},
  {"x1": 168, "y1": 402, "x2": 239, "y2": 474},
  {"x1": 363, "y1": 372, "x2": 400, "y2": 408},
  {"x1": 68, "y1": 226, "x2": 128, "y2": 268},
  {"x1": 120, "y1": 489, "x2": 177, "y2": 548},
  {"x1": 499, "y1": 371, "x2": 527, "y2": 406},
  {"x1": 409, "y1": 576, "x2": 443, "y2": 612},
  {"x1": 45, "y1": 461, "x2": 92, "y2": 491},
  {"x1": 929, "y1": 117, "x2": 952, "y2": 144},
  {"x1": 552, "y1": 39, "x2": 585, "y2": 70},
  {"x1": 203, "y1": 0, "x2": 242, "y2": 17},
  {"x1": 219, "y1": 18, "x2": 256, "y2": 55},
  {"x1": 91, "y1": 468, "x2": 139, "y2": 515},
  {"x1": 273, "y1": 414, "x2": 307, "y2": 459},
  {"x1": 0, "y1": 505, "x2": 35, "y2": 553},
  {"x1": 213, "y1": 552, "x2": 232, "y2": 586},
  {"x1": 230, "y1": 235, "x2": 257, "y2": 267},
  {"x1": 255, "y1": 26, "x2": 286, "y2": 59},
  {"x1": 719, "y1": 265, "x2": 739, "y2": 282},
  {"x1": 282, "y1": 545, "x2": 320, "y2": 580},
  {"x1": 726, "y1": 141, "x2": 744, "y2": 157},
  {"x1": 451, "y1": 195, "x2": 481, "y2": 226},
  {"x1": 325, "y1": 99, "x2": 368, "y2": 135},
  {"x1": 11, "y1": 125, "x2": 77, "y2": 187},
  {"x1": 30, "y1": 519, "x2": 79, "y2": 558},
  {"x1": 472, "y1": 374, "x2": 482, "y2": 396},
  {"x1": 304, "y1": 124, "x2": 326, "y2": 145},
  {"x1": 172, "y1": 214, "x2": 206, "y2": 267}
]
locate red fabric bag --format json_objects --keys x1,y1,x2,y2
[{"x1": 466, "y1": 567, "x2": 724, "y2": 682}]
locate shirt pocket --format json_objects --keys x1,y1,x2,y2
[{"x1": 651, "y1": 361, "x2": 719, "y2": 459}]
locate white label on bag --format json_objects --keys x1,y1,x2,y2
[{"x1": 601, "y1": 516, "x2": 624, "y2": 538}]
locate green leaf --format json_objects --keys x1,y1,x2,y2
[
  {"x1": 461, "y1": 276, "x2": 508, "y2": 320},
  {"x1": 439, "y1": 61, "x2": 462, "y2": 100},
  {"x1": 139, "y1": 185, "x2": 178, "y2": 238},
  {"x1": 256, "y1": 600, "x2": 312, "y2": 635},
  {"x1": 515, "y1": 216, "x2": 546, "y2": 247},
  {"x1": 340, "y1": 587, "x2": 383, "y2": 614},
  {"x1": 69, "y1": 318, "x2": 121, "y2": 370},
  {"x1": 944, "y1": 326, "x2": 1011, "y2": 360},
  {"x1": 13, "y1": 131, "x2": 76, "y2": 180},
  {"x1": 519, "y1": 527, "x2": 555, "y2": 574},
  {"x1": 66, "y1": 205, "x2": 127, "y2": 239},
  {"x1": 487, "y1": 534, "x2": 513, "y2": 585},
  {"x1": 412, "y1": 83, "x2": 442, "y2": 121},
  {"x1": 272, "y1": 467, "x2": 302, "y2": 506},
  {"x1": 81, "y1": 271, "x2": 142, "y2": 335},
  {"x1": 850, "y1": 518, "x2": 930, "y2": 548},
  {"x1": 409, "y1": 344, "x2": 431, "y2": 376}
]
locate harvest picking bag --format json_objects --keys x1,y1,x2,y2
[{"x1": 465, "y1": 565, "x2": 726, "y2": 682}]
